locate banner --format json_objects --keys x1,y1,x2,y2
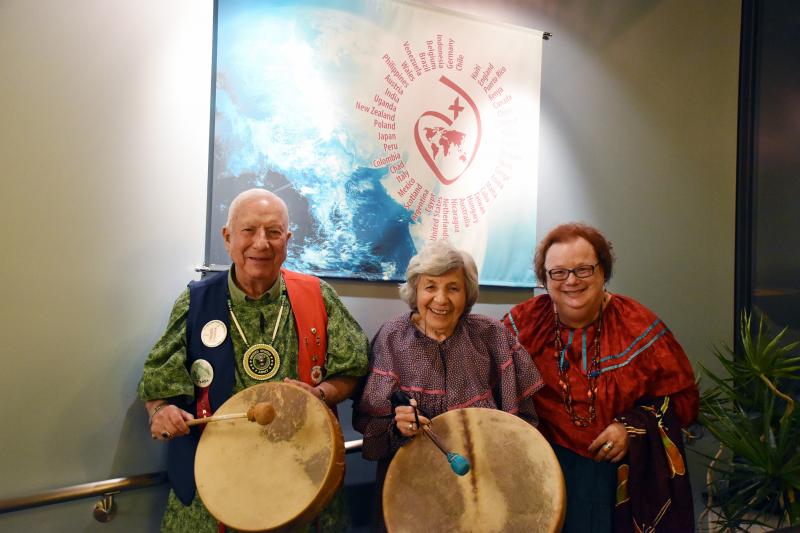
[{"x1": 209, "y1": 0, "x2": 543, "y2": 286}]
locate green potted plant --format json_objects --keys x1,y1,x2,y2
[{"x1": 697, "y1": 310, "x2": 800, "y2": 531}]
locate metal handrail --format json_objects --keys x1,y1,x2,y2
[
  {"x1": 344, "y1": 438, "x2": 364, "y2": 453},
  {"x1": 0, "y1": 439, "x2": 364, "y2": 516},
  {"x1": 0, "y1": 472, "x2": 168, "y2": 515}
]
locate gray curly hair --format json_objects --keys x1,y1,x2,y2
[{"x1": 398, "y1": 241, "x2": 479, "y2": 314}]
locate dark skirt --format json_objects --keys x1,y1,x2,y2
[{"x1": 553, "y1": 443, "x2": 617, "y2": 533}]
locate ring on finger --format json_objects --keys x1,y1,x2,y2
[
  {"x1": 162, "y1": 431, "x2": 171, "y2": 439},
  {"x1": 603, "y1": 441, "x2": 614, "y2": 451}
]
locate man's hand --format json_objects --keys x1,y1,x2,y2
[
  {"x1": 283, "y1": 375, "x2": 358, "y2": 406},
  {"x1": 146, "y1": 400, "x2": 194, "y2": 441}
]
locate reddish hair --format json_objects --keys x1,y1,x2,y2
[{"x1": 534, "y1": 223, "x2": 615, "y2": 285}]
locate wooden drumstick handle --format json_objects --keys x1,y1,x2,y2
[
  {"x1": 422, "y1": 426, "x2": 449, "y2": 455},
  {"x1": 186, "y1": 402, "x2": 275, "y2": 427},
  {"x1": 187, "y1": 412, "x2": 246, "y2": 426}
]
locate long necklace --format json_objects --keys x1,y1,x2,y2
[
  {"x1": 552, "y1": 305, "x2": 603, "y2": 427},
  {"x1": 228, "y1": 297, "x2": 285, "y2": 381}
]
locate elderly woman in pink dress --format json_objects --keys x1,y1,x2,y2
[{"x1": 353, "y1": 240, "x2": 544, "y2": 530}]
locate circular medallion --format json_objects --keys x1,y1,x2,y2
[
  {"x1": 190, "y1": 359, "x2": 214, "y2": 388},
  {"x1": 310, "y1": 365, "x2": 323, "y2": 385},
  {"x1": 201, "y1": 320, "x2": 227, "y2": 348},
  {"x1": 242, "y1": 344, "x2": 281, "y2": 381}
]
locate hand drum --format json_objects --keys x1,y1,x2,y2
[
  {"x1": 383, "y1": 408, "x2": 565, "y2": 533},
  {"x1": 194, "y1": 382, "x2": 344, "y2": 532}
]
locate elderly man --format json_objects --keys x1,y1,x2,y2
[{"x1": 138, "y1": 188, "x2": 369, "y2": 532}]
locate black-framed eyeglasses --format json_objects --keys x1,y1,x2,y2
[{"x1": 547, "y1": 263, "x2": 600, "y2": 281}]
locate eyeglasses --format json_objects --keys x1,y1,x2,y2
[{"x1": 547, "y1": 263, "x2": 600, "y2": 281}]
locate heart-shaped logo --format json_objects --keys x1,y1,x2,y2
[{"x1": 414, "y1": 76, "x2": 482, "y2": 186}]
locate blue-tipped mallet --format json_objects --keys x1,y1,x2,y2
[
  {"x1": 421, "y1": 424, "x2": 470, "y2": 475},
  {"x1": 390, "y1": 390, "x2": 471, "y2": 476}
]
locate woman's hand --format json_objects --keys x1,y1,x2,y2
[
  {"x1": 588, "y1": 421, "x2": 628, "y2": 463},
  {"x1": 394, "y1": 398, "x2": 431, "y2": 438},
  {"x1": 148, "y1": 402, "x2": 193, "y2": 442}
]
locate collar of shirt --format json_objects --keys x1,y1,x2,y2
[{"x1": 227, "y1": 267, "x2": 283, "y2": 307}]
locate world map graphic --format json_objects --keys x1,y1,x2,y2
[{"x1": 423, "y1": 127, "x2": 468, "y2": 162}]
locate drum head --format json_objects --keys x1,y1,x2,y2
[
  {"x1": 195, "y1": 382, "x2": 344, "y2": 532},
  {"x1": 383, "y1": 408, "x2": 565, "y2": 533}
]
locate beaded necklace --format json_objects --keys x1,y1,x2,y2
[{"x1": 552, "y1": 304, "x2": 603, "y2": 427}]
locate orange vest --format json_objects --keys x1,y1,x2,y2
[{"x1": 281, "y1": 269, "x2": 328, "y2": 385}]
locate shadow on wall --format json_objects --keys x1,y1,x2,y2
[{"x1": 443, "y1": 0, "x2": 660, "y2": 46}]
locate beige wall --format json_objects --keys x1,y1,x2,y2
[
  {"x1": 0, "y1": 0, "x2": 739, "y2": 529},
  {"x1": 0, "y1": 1, "x2": 212, "y2": 530}
]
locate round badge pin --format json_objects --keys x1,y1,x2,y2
[
  {"x1": 310, "y1": 365, "x2": 323, "y2": 385},
  {"x1": 201, "y1": 320, "x2": 227, "y2": 348},
  {"x1": 190, "y1": 359, "x2": 214, "y2": 388},
  {"x1": 242, "y1": 344, "x2": 281, "y2": 381}
]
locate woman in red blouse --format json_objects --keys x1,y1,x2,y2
[{"x1": 504, "y1": 223, "x2": 698, "y2": 533}]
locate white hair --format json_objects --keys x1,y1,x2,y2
[{"x1": 398, "y1": 241, "x2": 479, "y2": 313}]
